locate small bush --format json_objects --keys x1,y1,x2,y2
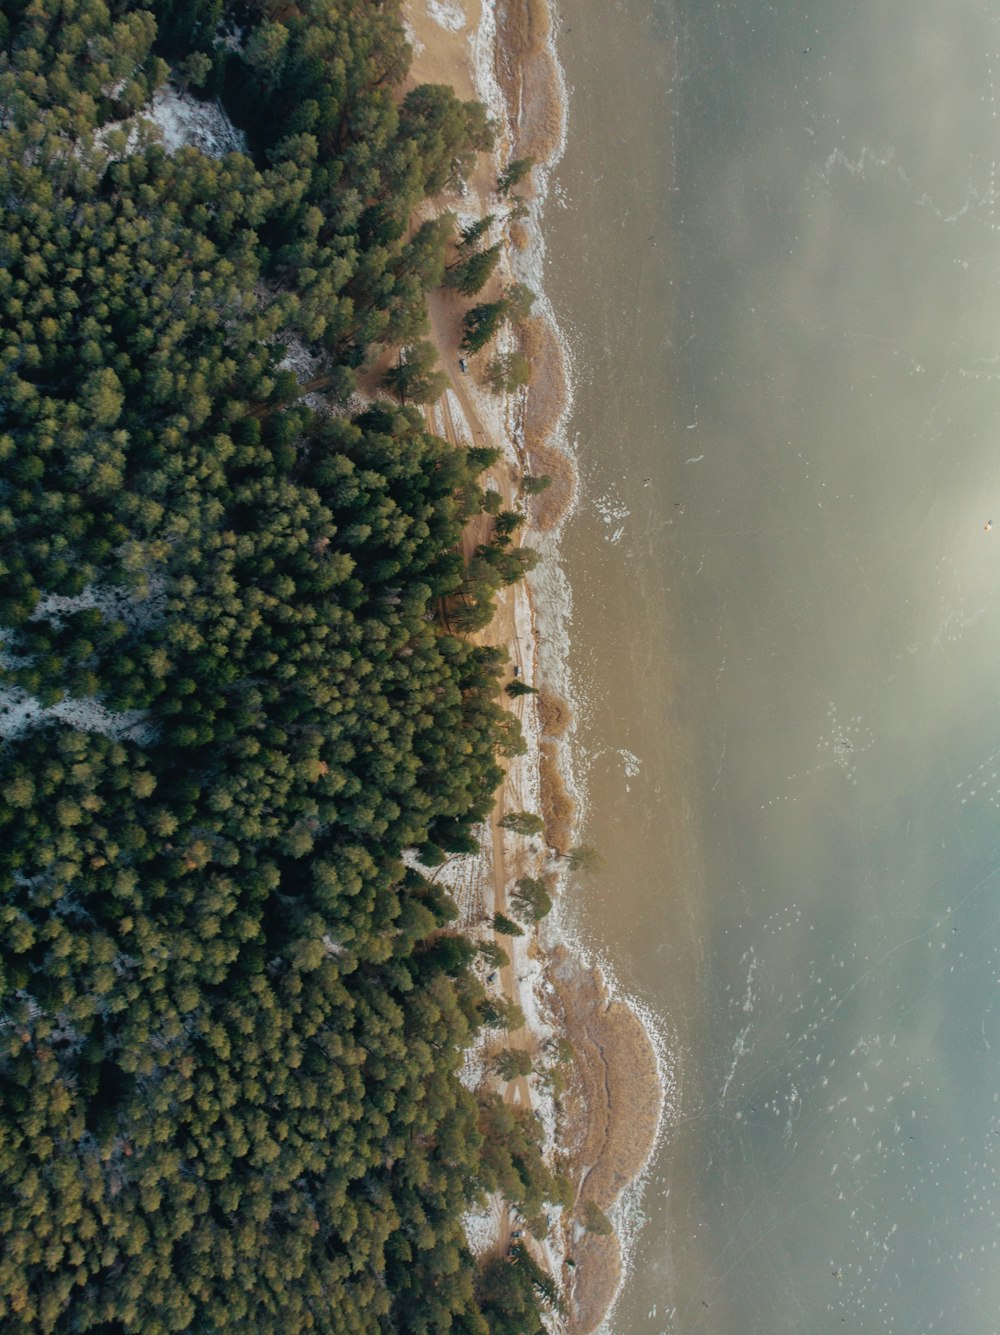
[
  {"x1": 485, "y1": 351, "x2": 531, "y2": 394},
  {"x1": 492, "y1": 1048, "x2": 532, "y2": 1080},
  {"x1": 582, "y1": 1200, "x2": 613, "y2": 1236},
  {"x1": 499, "y1": 811, "x2": 544, "y2": 836},
  {"x1": 498, "y1": 156, "x2": 534, "y2": 195}
]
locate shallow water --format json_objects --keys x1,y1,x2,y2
[{"x1": 543, "y1": 0, "x2": 1000, "y2": 1330}]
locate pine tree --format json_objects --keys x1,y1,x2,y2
[
  {"x1": 445, "y1": 243, "x2": 502, "y2": 296},
  {"x1": 510, "y1": 877, "x2": 553, "y2": 923},
  {"x1": 491, "y1": 912, "x2": 524, "y2": 938},
  {"x1": 382, "y1": 341, "x2": 448, "y2": 404},
  {"x1": 461, "y1": 301, "x2": 508, "y2": 354},
  {"x1": 498, "y1": 811, "x2": 544, "y2": 836}
]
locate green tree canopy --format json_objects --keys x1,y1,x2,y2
[
  {"x1": 485, "y1": 350, "x2": 531, "y2": 394},
  {"x1": 383, "y1": 340, "x2": 449, "y2": 404},
  {"x1": 491, "y1": 911, "x2": 525, "y2": 938},
  {"x1": 492, "y1": 1048, "x2": 532, "y2": 1081},
  {"x1": 461, "y1": 300, "x2": 508, "y2": 354},
  {"x1": 510, "y1": 876, "x2": 553, "y2": 923},
  {"x1": 497, "y1": 156, "x2": 535, "y2": 196},
  {"x1": 499, "y1": 811, "x2": 544, "y2": 836},
  {"x1": 0, "y1": 0, "x2": 562, "y2": 1329},
  {"x1": 445, "y1": 242, "x2": 502, "y2": 296}
]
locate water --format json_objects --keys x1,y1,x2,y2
[{"x1": 543, "y1": 0, "x2": 1000, "y2": 1330}]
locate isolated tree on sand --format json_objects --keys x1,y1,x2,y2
[
  {"x1": 461, "y1": 299, "x2": 508, "y2": 354},
  {"x1": 451, "y1": 597, "x2": 496, "y2": 633},
  {"x1": 485, "y1": 350, "x2": 530, "y2": 394},
  {"x1": 504, "y1": 281, "x2": 536, "y2": 322},
  {"x1": 505, "y1": 679, "x2": 537, "y2": 698},
  {"x1": 492, "y1": 510, "x2": 525, "y2": 545},
  {"x1": 499, "y1": 811, "x2": 544, "y2": 836},
  {"x1": 445, "y1": 242, "x2": 502, "y2": 295},
  {"x1": 492, "y1": 1048, "x2": 532, "y2": 1080},
  {"x1": 478, "y1": 939, "x2": 509, "y2": 969},
  {"x1": 497, "y1": 156, "x2": 535, "y2": 196},
  {"x1": 522, "y1": 473, "x2": 552, "y2": 495},
  {"x1": 479, "y1": 996, "x2": 526, "y2": 1030},
  {"x1": 563, "y1": 844, "x2": 602, "y2": 872},
  {"x1": 510, "y1": 876, "x2": 553, "y2": 923},
  {"x1": 458, "y1": 213, "x2": 496, "y2": 251},
  {"x1": 492, "y1": 911, "x2": 524, "y2": 938}
]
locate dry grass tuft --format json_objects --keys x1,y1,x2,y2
[
  {"x1": 514, "y1": 315, "x2": 576, "y2": 528},
  {"x1": 495, "y1": 0, "x2": 565, "y2": 165},
  {"x1": 539, "y1": 741, "x2": 575, "y2": 853},
  {"x1": 536, "y1": 689, "x2": 572, "y2": 738},
  {"x1": 508, "y1": 221, "x2": 530, "y2": 251},
  {"x1": 548, "y1": 947, "x2": 663, "y2": 1334},
  {"x1": 520, "y1": 315, "x2": 566, "y2": 444},
  {"x1": 525, "y1": 444, "x2": 575, "y2": 530}
]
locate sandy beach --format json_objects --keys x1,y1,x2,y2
[{"x1": 400, "y1": 3, "x2": 665, "y2": 1329}]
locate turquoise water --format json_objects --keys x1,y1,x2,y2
[{"x1": 544, "y1": 1, "x2": 1000, "y2": 1329}]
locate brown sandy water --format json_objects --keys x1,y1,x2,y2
[{"x1": 541, "y1": 0, "x2": 1000, "y2": 1331}]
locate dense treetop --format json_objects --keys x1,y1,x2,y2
[{"x1": 0, "y1": 0, "x2": 559, "y2": 1330}]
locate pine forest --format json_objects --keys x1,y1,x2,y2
[{"x1": 0, "y1": 0, "x2": 564, "y2": 1329}]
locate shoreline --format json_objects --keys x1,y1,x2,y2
[{"x1": 402, "y1": 3, "x2": 668, "y2": 1331}]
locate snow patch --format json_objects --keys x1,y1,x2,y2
[
  {"x1": 427, "y1": 0, "x2": 466, "y2": 32},
  {"x1": 402, "y1": 831, "x2": 494, "y2": 930},
  {"x1": 431, "y1": 832, "x2": 494, "y2": 928},
  {"x1": 0, "y1": 580, "x2": 165, "y2": 743},
  {"x1": 444, "y1": 389, "x2": 473, "y2": 445},
  {"x1": 509, "y1": 934, "x2": 553, "y2": 1060},
  {"x1": 217, "y1": 21, "x2": 245, "y2": 53},
  {"x1": 344, "y1": 391, "x2": 374, "y2": 418},
  {"x1": 91, "y1": 117, "x2": 145, "y2": 160},
  {"x1": 0, "y1": 688, "x2": 154, "y2": 744},
  {"x1": 32, "y1": 577, "x2": 167, "y2": 632},
  {"x1": 401, "y1": 16, "x2": 425, "y2": 54},
  {"x1": 277, "y1": 335, "x2": 322, "y2": 383},
  {"x1": 463, "y1": 1193, "x2": 504, "y2": 1255},
  {"x1": 458, "y1": 1035, "x2": 489, "y2": 1093},
  {"x1": 455, "y1": 210, "x2": 495, "y2": 238},
  {"x1": 145, "y1": 87, "x2": 247, "y2": 158},
  {"x1": 276, "y1": 335, "x2": 328, "y2": 411}
]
